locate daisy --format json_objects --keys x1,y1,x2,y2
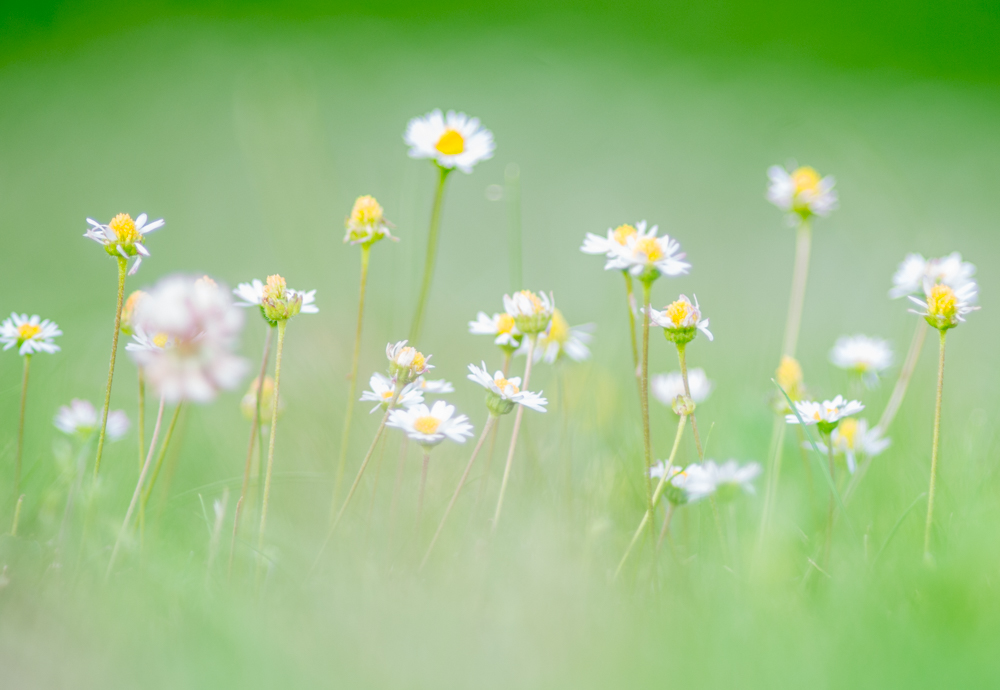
[
  {"x1": 404, "y1": 109, "x2": 495, "y2": 173},
  {"x1": 344, "y1": 195, "x2": 396, "y2": 246},
  {"x1": 125, "y1": 326, "x2": 172, "y2": 353},
  {"x1": 648, "y1": 295, "x2": 713, "y2": 344},
  {"x1": 386, "y1": 340, "x2": 434, "y2": 384},
  {"x1": 84, "y1": 212, "x2": 165, "y2": 275},
  {"x1": 415, "y1": 377, "x2": 454, "y2": 396},
  {"x1": 786, "y1": 396, "x2": 865, "y2": 434},
  {"x1": 503, "y1": 290, "x2": 555, "y2": 335},
  {"x1": 387, "y1": 400, "x2": 474, "y2": 447},
  {"x1": 652, "y1": 368, "x2": 713, "y2": 408},
  {"x1": 469, "y1": 311, "x2": 523, "y2": 351},
  {"x1": 766, "y1": 165, "x2": 837, "y2": 222},
  {"x1": 529, "y1": 309, "x2": 594, "y2": 364},
  {"x1": 359, "y1": 372, "x2": 424, "y2": 413},
  {"x1": 235, "y1": 275, "x2": 318, "y2": 325},
  {"x1": 814, "y1": 418, "x2": 890, "y2": 474},
  {"x1": 703, "y1": 460, "x2": 762, "y2": 500},
  {"x1": 603, "y1": 222, "x2": 690, "y2": 281},
  {"x1": 240, "y1": 376, "x2": 285, "y2": 424},
  {"x1": 649, "y1": 462, "x2": 715, "y2": 505},
  {"x1": 889, "y1": 252, "x2": 976, "y2": 299},
  {"x1": 829, "y1": 335, "x2": 893, "y2": 387},
  {"x1": 580, "y1": 222, "x2": 642, "y2": 259},
  {"x1": 909, "y1": 281, "x2": 980, "y2": 331},
  {"x1": 467, "y1": 362, "x2": 548, "y2": 415},
  {"x1": 1, "y1": 313, "x2": 61, "y2": 356},
  {"x1": 55, "y1": 399, "x2": 129, "y2": 441}
]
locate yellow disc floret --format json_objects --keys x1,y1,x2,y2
[
  {"x1": 927, "y1": 284, "x2": 958, "y2": 321},
  {"x1": 435, "y1": 129, "x2": 465, "y2": 156},
  {"x1": 837, "y1": 418, "x2": 859, "y2": 450},
  {"x1": 612, "y1": 224, "x2": 638, "y2": 245},
  {"x1": 350, "y1": 195, "x2": 384, "y2": 226},
  {"x1": 17, "y1": 323, "x2": 41, "y2": 341},
  {"x1": 791, "y1": 167, "x2": 822, "y2": 196},
  {"x1": 264, "y1": 274, "x2": 286, "y2": 301},
  {"x1": 413, "y1": 415, "x2": 442, "y2": 435},
  {"x1": 152, "y1": 333, "x2": 169, "y2": 348},
  {"x1": 109, "y1": 213, "x2": 140, "y2": 245},
  {"x1": 635, "y1": 236, "x2": 664, "y2": 263},
  {"x1": 496, "y1": 313, "x2": 516, "y2": 335},
  {"x1": 494, "y1": 376, "x2": 520, "y2": 395},
  {"x1": 664, "y1": 299, "x2": 693, "y2": 328},
  {"x1": 547, "y1": 309, "x2": 569, "y2": 345}
]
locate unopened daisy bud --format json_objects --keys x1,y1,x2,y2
[
  {"x1": 240, "y1": 376, "x2": 284, "y2": 424},
  {"x1": 344, "y1": 195, "x2": 395, "y2": 246},
  {"x1": 649, "y1": 295, "x2": 713, "y2": 345},
  {"x1": 260, "y1": 274, "x2": 302, "y2": 323},
  {"x1": 502, "y1": 290, "x2": 555, "y2": 335},
  {"x1": 671, "y1": 394, "x2": 696, "y2": 416},
  {"x1": 121, "y1": 290, "x2": 148, "y2": 336},
  {"x1": 386, "y1": 340, "x2": 433, "y2": 386},
  {"x1": 909, "y1": 282, "x2": 979, "y2": 331}
]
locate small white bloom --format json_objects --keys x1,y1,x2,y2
[
  {"x1": 469, "y1": 311, "x2": 522, "y2": 350},
  {"x1": 528, "y1": 309, "x2": 594, "y2": 364},
  {"x1": 766, "y1": 165, "x2": 837, "y2": 223},
  {"x1": 55, "y1": 399, "x2": 129, "y2": 441},
  {"x1": 603, "y1": 221, "x2": 690, "y2": 280},
  {"x1": 84, "y1": 212, "x2": 164, "y2": 275},
  {"x1": 813, "y1": 418, "x2": 890, "y2": 474},
  {"x1": 387, "y1": 400, "x2": 474, "y2": 447},
  {"x1": 580, "y1": 222, "x2": 643, "y2": 260},
  {"x1": 702, "y1": 460, "x2": 762, "y2": 499},
  {"x1": 125, "y1": 326, "x2": 172, "y2": 354},
  {"x1": 344, "y1": 195, "x2": 395, "y2": 246},
  {"x1": 1, "y1": 313, "x2": 61, "y2": 356},
  {"x1": 503, "y1": 290, "x2": 555, "y2": 335},
  {"x1": 234, "y1": 277, "x2": 318, "y2": 322},
  {"x1": 829, "y1": 335, "x2": 893, "y2": 388},
  {"x1": 786, "y1": 396, "x2": 865, "y2": 428},
  {"x1": 651, "y1": 368, "x2": 713, "y2": 409},
  {"x1": 467, "y1": 362, "x2": 548, "y2": 414},
  {"x1": 359, "y1": 372, "x2": 424, "y2": 413},
  {"x1": 386, "y1": 340, "x2": 433, "y2": 383},
  {"x1": 404, "y1": 109, "x2": 495, "y2": 173},
  {"x1": 649, "y1": 462, "x2": 716, "y2": 505},
  {"x1": 415, "y1": 377, "x2": 454, "y2": 396},
  {"x1": 648, "y1": 295, "x2": 713, "y2": 343},
  {"x1": 889, "y1": 252, "x2": 976, "y2": 299},
  {"x1": 908, "y1": 281, "x2": 979, "y2": 331}
]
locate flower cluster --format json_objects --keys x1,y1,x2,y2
[{"x1": 649, "y1": 295, "x2": 712, "y2": 345}]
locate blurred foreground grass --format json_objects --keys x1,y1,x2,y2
[{"x1": 2, "y1": 2, "x2": 1000, "y2": 688}]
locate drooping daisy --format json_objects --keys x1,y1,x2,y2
[
  {"x1": 529, "y1": 309, "x2": 594, "y2": 364},
  {"x1": 766, "y1": 165, "x2": 837, "y2": 222},
  {"x1": 702, "y1": 460, "x2": 762, "y2": 500},
  {"x1": 386, "y1": 340, "x2": 434, "y2": 385},
  {"x1": 84, "y1": 212, "x2": 165, "y2": 275},
  {"x1": 829, "y1": 335, "x2": 893, "y2": 388},
  {"x1": 503, "y1": 290, "x2": 555, "y2": 335},
  {"x1": 55, "y1": 399, "x2": 129, "y2": 441},
  {"x1": 652, "y1": 368, "x2": 713, "y2": 409},
  {"x1": 649, "y1": 462, "x2": 715, "y2": 505},
  {"x1": 469, "y1": 311, "x2": 523, "y2": 351},
  {"x1": 240, "y1": 376, "x2": 285, "y2": 424},
  {"x1": 387, "y1": 400, "x2": 474, "y2": 447},
  {"x1": 233, "y1": 277, "x2": 318, "y2": 323},
  {"x1": 786, "y1": 396, "x2": 865, "y2": 434},
  {"x1": 344, "y1": 195, "x2": 396, "y2": 246},
  {"x1": 889, "y1": 252, "x2": 976, "y2": 299},
  {"x1": 580, "y1": 222, "x2": 642, "y2": 259},
  {"x1": 404, "y1": 109, "x2": 495, "y2": 173},
  {"x1": 648, "y1": 295, "x2": 713, "y2": 344},
  {"x1": 359, "y1": 372, "x2": 424, "y2": 413},
  {"x1": 467, "y1": 362, "x2": 548, "y2": 416},
  {"x1": 603, "y1": 222, "x2": 690, "y2": 281},
  {"x1": 415, "y1": 377, "x2": 454, "y2": 396},
  {"x1": 814, "y1": 418, "x2": 890, "y2": 474},
  {"x1": 909, "y1": 281, "x2": 980, "y2": 331},
  {"x1": 1, "y1": 313, "x2": 61, "y2": 356}
]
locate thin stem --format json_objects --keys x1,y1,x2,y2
[
  {"x1": 56, "y1": 437, "x2": 94, "y2": 556},
  {"x1": 15, "y1": 354, "x2": 30, "y2": 495},
  {"x1": 137, "y1": 369, "x2": 145, "y2": 474},
  {"x1": 409, "y1": 165, "x2": 451, "y2": 344},
  {"x1": 924, "y1": 328, "x2": 947, "y2": 562},
  {"x1": 228, "y1": 325, "x2": 273, "y2": 580},
  {"x1": 422, "y1": 415, "x2": 496, "y2": 570},
  {"x1": 755, "y1": 417, "x2": 786, "y2": 557},
  {"x1": 655, "y1": 503, "x2": 675, "y2": 552},
  {"x1": 388, "y1": 437, "x2": 409, "y2": 547},
  {"x1": 10, "y1": 494, "x2": 23, "y2": 536},
  {"x1": 255, "y1": 320, "x2": 287, "y2": 585},
  {"x1": 363, "y1": 430, "x2": 390, "y2": 541},
  {"x1": 877, "y1": 320, "x2": 929, "y2": 435},
  {"x1": 473, "y1": 352, "x2": 511, "y2": 517},
  {"x1": 106, "y1": 395, "x2": 166, "y2": 579},
  {"x1": 94, "y1": 256, "x2": 128, "y2": 478},
  {"x1": 333, "y1": 245, "x2": 372, "y2": 513},
  {"x1": 781, "y1": 218, "x2": 812, "y2": 358},
  {"x1": 492, "y1": 335, "x2": 536, "y2": 532},
  {"x1": 623, "y1": 272, "x2": 640, "y2": 384},
  {"x1": 822, "y1": 435, "x2": 835, "y2": 569},
  {"x1": 417, "y1": 451, "x2": 430, "y2": 527},
  {"x1": 640, "y1": 280, "x2": 654, "y2": 521},
  {"x1": 676, "y1": 343, "x2": 705, "y2": 459},
  {"x1": 140, "y1": 403, "x2": 182, "y2": 513}
]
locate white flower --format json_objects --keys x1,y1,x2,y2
[
  {"x1": 503, "y1": 290, "x2": 555, "y2": 335},
  {"x1": 234, "y1": 276, "x2": 318, "y2": 323},
  {"x1": 813, "y1": 418, "x2": 890, "y2": 474},
  {"x1": 651, "y1": 369, "x2": 713, "y2": 408},
  {"x1": 702, "y1": 460, "x2": 762, "y2": 499},
  {"x1": 359, "y1": 372, "x2": 424, "y2": 413},
  {"x1": 766, "y1": 165, "x2": 837, "y2": 222},
  {"x1": 467, "y1": 362, "x2": 548, "y2": 414},
  {"x1": 603, "y1": 221, "x2": 690, "y2": 280},
  {"x1": 387, "y1": 400, "x2": 474, "y2": 447},
  {"x1": 386, "y1": 340, "x2": 433, "y2": 383},
  {"x1": 580, "y1": 222, "x2": 643, "y2": 260},
  {"x1": 1, "y1": 313, "x2": 61, "y2": 356},
  {"x1": 84, "y1": 212, "x2": 165, "y2": 275},
  {"x1": 829, "y1": 335, "x2": 893, "y2": 388},
  {"x1": 55, "y1": 399, "x2": 129, "y2": 441},
  {"x1": 648, "y1": 295, "x2": 713, "y2": 344},
  {"x1": 404, "y1": 109, "x2": 495, "y2": 173},
  {"x1": 908, "y1": 281, "x2": 979, "y2": 331},
  {"x1": 344, "y1": 195, "x2": 395, "y2": 246},
  {"x1": 469, "y1": 312, "x2": 522, "y2": 350},
  {"x1": 125, "y1": 326, "x2": 172, "y2": 354},
  {"x1": 889, "y1": 252, "x2": 976, "y2": 299},
  {"x1": 527, "y1": 309, "x2": 594, "y2": 364},
  {"x1": 649, "y1": 462, "x2": 715, "y2": 505},
  {"x1": 786, "y1": 396, "x2": 865, "y2": 428},
  {"x1": 415, "y1": 377, "x2": 454, "y2": 396},
  {"x1": 128, "y1": 275, "x2": 248, "y2": 404}
]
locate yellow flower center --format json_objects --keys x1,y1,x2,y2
[
  {"x1": 612, "y1": 224, "x2": 637, "y2": 245},
  {"x1": 496, "y1": 313, "x2": 515, "y2": 334},
  {"x1": 664, "y1": 299, "x2": 693, "y2": 327},
  {"x1": 547, "y1": 309, "x2": 569, "y2": 344},
  {"x1": 17, "y1": 323, "x2": 41, "y2": 341},
  {"x1": 927, "y1": 284, "x2": 958, "y2": 320},
  {"x1": 413, "y1": 416, "x2": 441, "y2": 435},
  {"x1": 635, "y1": 236, "x2": 663, "y2": 263},
  {"x1": 791, "y1": 167, "x2": 822, "y2": 195},
  {"x1": 153, "y1": 333, "x2": 169, "y2": 348},
  {"x1": 381, "y1": 390, "x2": 394, "y2": 400},
  {"x1": 109, "y1": 213, "x2": 140, "y2": 244},
  {"x1": 263, "y1": 274, "x2": 286, "y2": 302},
  {"x1": 398, "y1": 346, "x2": 426, "y2": 371},
  {"x1": 776, "y1": 356, "x2": 803, "y2": 392},
  {"x1": 435, "y1": 129, "x2": 465, "y2": 156},
  {"x1": 837, "y1": 418, "x2": 859, "y2": 449},
  {"x1": 351, "y1": 195, "x2": 384, "y2": 226},
  {"x1": 196, "y1": 275, "x2": 217, "y2": 289},
  {"x1": 519, "y1": 290, "x2": 544, "y2": 314},
  {"x1": 494, "y1": 377, "x2": 520, "y2": 394},
  {"x1": 813, "y1": 411, "x2": 823, "y2": 421}
]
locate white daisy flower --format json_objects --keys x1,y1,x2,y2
[
  {"x1": 467, "y1": 361, "x2": 548, "y2": 415},
  {"x1": 233, "y1": 277, "x2": 318, "y2": 322},
  {"x1": 55, "y1": 399, "x2": 129, "y2": 441},
  {"x1": 829, "y1": 335, "x2": 893, "y2": 388},
  {"x1": 387, "y1": 400, "x2": 474, "y2": 447},
  {"x1": 386, "y1": 340, "x2": 433, "y2": 384},
  {"x1": 812, "y1": 418, "x2": 890, "y2": 474},
  {"x1": 580, "y1": 222, "x2": 642, "y2": 259},
  {"x1": 525, "y1": 309, "x2": 594, "y2": 364},
  {"x1": 415, "y1": 377, "x2": 454, "y2": 396},
  {"x1": 649, "y1": 462, "x2": 715, "y2": 505},
  {"x1": 766, "y1": 165, "x2": 837, "y2": 222},
  {"x1": 125, "y1": 326, "x2": 173, "y2": 354},
  {"x1": 469, "y1": 311, "x2": 522, "y2": 350},
  {"x1": 128, "y1": 275, "x2": 248, "y2": 404},
  {"x1": 603, "y1": 221, "x2": 690, "y2": 280},
  {"x1": 359, "y1": 372, "x2": 424, "y2": 413},
  {"x1": 503, "y1": 290, "x2": 555, "y2": 335},
  {"x1": 909, "y1": 281, "x2": 979, "y2": 331},
  {"x1": 889, "y1": 252, "x2": 976, "y2": 299},
  {"x1": 651, "y1": 368, "x2": 713, "y2": 409},
  {"x1": 648, "y1": 295, "x2": 713, "y2": 344},
  {"x1": 1, "y1": 313, "x2": 61, "y2": 356},
  {"x1": 702, "y1": 460, "x2": 762, "y2": 500},
  {"x1": 84, "y1": 212, "x2": 165, "y2": 275},
  {"x1": 404, "y1": 109, "x2": 495, "y2": 173},
  {"x1": 344, "y1": 195, "x2": 396, "y2": 246},
  {"x1": 786, "y1": 396, "x2": 865, "y2": 431}
]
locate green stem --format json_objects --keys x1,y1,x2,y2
[
  {"x1": 924, "y1": 328, "x2": 947, "y2": 562},
  {"x1": 94, "y1": 256, "x2": 128, "y2": 478},
  {"x1": 755, "y1": 416, "x2": 786, "y2": 556},
  {"x1": 781, "y1": 218, "x2": 812, "y2": 358},
  {"x1": 15, "y1": 354, "x2": 30, "y2": 495},
  {"x1": 472, "y1": 351, "x2": 511, "y2": 518},
  {"x1": 137, "y1": 369, "x2": 145, "y2": 473},
  {"x1": 639, "y1": 280, "x2": 654, "y2": 531},
  {"x1": 409, "y1": 165, "x2": 451, "y2": 344},
  {"x1": 876, "y1": 319, "x2": 929, "y2": 435},
  {"x1": 676, "y1": 343, "x2": 705, "y2": 459},
  {"x1": 10, "y1": 494, "x2": 23, "y2": 536},
  {"x1": 823, "y1": 434, "x2": 835, "y2": 569},
  {"x1": 624, "y1": 272, "x2": 640, "y2": 385},
  {"x1": 256, "y1": 319, "x2": 287, "y2": 585},
  {"x1": 492, "y1": 335, "x2": 536, "y2": 532},
  {"x1": 141, "y1": 403, "x2": 183, "y2": 514}
]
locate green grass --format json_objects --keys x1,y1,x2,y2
[{"x1": 2, "y1": 3, "x2": 1000, "y2": 688}]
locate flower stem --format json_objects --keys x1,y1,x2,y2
[
  {"x1": 876, "y1": 319, "x2": 929, "y2": 435},
  {"x1": 417, "y1": 450, "x2": 430, "y2": 527},
  {"x1": 623, "y1": 272, "x2": 640, "y2": 384},
  {"x1": 94, "y1": 256, "x2": 128, "y2": 479},
  {"x1": 409, "y1": 165, "x2": 451, "y2": 344},
  {"x1": 363, "y1": 430, "x2": 390, "y2": 542},
  {"x1": 137, "y1": 370, "x2": 145, "y2": 473},
  {"x1": 781, "y1": 218, "x2": 812, "y2": 358},
  {"x1": 655, "y1": 503, "x2": 675, "y2": 552},
  {"x1": 422, "y1": 415, "x2": 496, "y2": 570},
  {"x1": 141, "y1": 403, "x2": 183, "y2": 515},
  {"x1": 822, "y1": 435, "x2": 836, "y2": 569},
  {"x1": 388, "y1": 437, "x2": 409, "y2": 548},
  {"x1": 15, "y1": 354, "x2": 31, "y2": 495},
  {"x1": 639, "y1": 280, "x2": 655, "y2": 532},
  {"x1": 332, "y1": 245, "x2": 372, "y2": 515},
  {"x1": 255, "y1": 319, "x2": 287, "y2": 585},
  {"x1": 676, "y1": 343, "x2": 705, "y2": 459},
  {"x1": 755, "y1": 416, "x2": 786, "y2": 557},
  {"x1": 923, "y1": 328, "x2": 947, "y2": 563},
  {"x1": 10, "y1": 494, "x2": 23, "y2": 536},
  {"x1": 492, "y1": 335, "x2": 536, "y2": 532}
]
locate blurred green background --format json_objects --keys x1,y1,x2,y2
[{"x1": 2, "y1": 1, "x2": 1000, "y2": 688}]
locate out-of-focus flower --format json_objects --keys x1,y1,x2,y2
[
  {"x1": 766, "y1": 165, "x2": 837, "y2": 222},
  {"x1": 122, "y1": 290, "x2": 148, "y2": 336},
  {"x1": 415, "y1": 377, "x2": 453, "y2": 396},
  {"x1": 649, "y1": 462, "x2": 715, "y2": 505},
  {"x1": 1, "y1": 313, "x2": 61, "y2": 356},
  {"x1": 580, "y1": 223, "x2": 641, "y2": 260},
  {"x1": 813, "y1": 418, "x2": 890, "y2": 474},
  {"x1": 84, "y1": 212, "x2": 165, "y2": 275},
  {"x1": 55, "y1": 399, "x2": 129, "y2": 441},
  {"x1": 503, "y1": 290, "x2": 555, "y2": 335},
  {"x1": 387, "y1": 400, "x2": 474, "y2": 447},
  {"x1": 529, "y1": 309, "x2": 594, "y2": 364},
  {"x1": 469, "y1": 312, "x2": 522, "y2": 352},
  {"x1": 344, "y1": 195, "x2": 396, "y2": 246},
  {"x1": 652, "y1": 368, "x2": 713, "y2": 409},
  {"x1": 649, "y1": 295, "x2": 712, "y2": 345},
  {"x1": 829, "y1": 335, "x2": 893, "y2": 388},
  {"x1": 909, "y1": 281, "x2": 979, "y2": 331},
  {"x1": 386, "y1": 340, "x2": 433, "y2": 385},
  {"x1": 702, "y1": 460, "x2": 762, "y2": 501},
  {"x1": 359, "y1": 372, "x2": 423, "y2": 414},
  {"x1": 786, "y1": 396, "x2": 864, "y2": 434},
  {"x1": 467, "y1": 362, "x2": 548, "y2": 416},
  {"x1": 889, "y1": 252, "x2": 976, "y2": 299},
  {"x1": 404, "y1": 109, "x2": 495, "y2": 173},
  {"x1": 240, "y1": 376, "x2": 285, "y2": 424},
  {"x1": 603, "y1": 222, "x2": 690, "y2": 281}
]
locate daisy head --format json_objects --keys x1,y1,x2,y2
[
  {"x1": 703, "y1": 460, "x2": 762, "y2": 502},
  {"x1": 603, "y1": 222, "x2": 690, "y2": 282},
  {"x1": 0, "y1": 313, "x2": 61, "y2": 356},
  {"x1": 652, "y1": 368, "x2": 713, "y2": 411},
  {"x1": 766, "y1": 165, "x2": 837, "y2": 222},
  {"x1": 650, "y1": 462, "x2": 716, "y2": 506},
  {"x1": 415, "y1": 376, "x2": 454, "y2": 396},
  {"x1": 404, "y1": 109, "x2": 495, "y2": 174},
  {"x1": 889, "y1": 252, "x2": 976, "y2": 299},
  {"x1": 826, "y1": 418, "x2": 890, "y2": 474},
  {"x1": 467, "y1": 361, "x2": 548, "y2": 416},
  {"x1": 580, "y1": 222, "x2": 641, "y2": 260},
  {"x1": 531, "y1": 309, "x2": 594, "y2": 364},
  {"x1": 387, "y1": 400, "x2": 474, "y2": 448},
  {"x1": 786, "y1": 395, "x2": 865, "y2": 435},
  {"x1": 233, "y1": 277, "x2": 319, "y2": 326},
  {"x1": 649, "y1": 295, "x2": 713, "y2": 345},
  {"x1": 503, "y1": 290, "x2": 555, "y2": 335},
  {"x1": 84, "y1": 212, "x2": 165, "y2": 275},
  {"x1": 386, "y1": 340, "x2": 433, "y2": 385},
  {"x1": 344, "y1": 195, "x2": 396, "y2": 246},
  {"x1": 909, "y1": 281, "x2": 980, "y2": 331},
  {"x1": 469, "y1": 311, "x2": 523, "y2": 353},
  {"x1": 359, "y1": 372, "x2": 424, "y2": 414},
  {"x1": 829, "y1": 335, "x2": 893, "y2": 388},
  {"x1": 240, "y1": 375, "x2": 285, "y2": 425},
  {"x1": 55, "y1": 399, "x2": 129, "y2": 442}
]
